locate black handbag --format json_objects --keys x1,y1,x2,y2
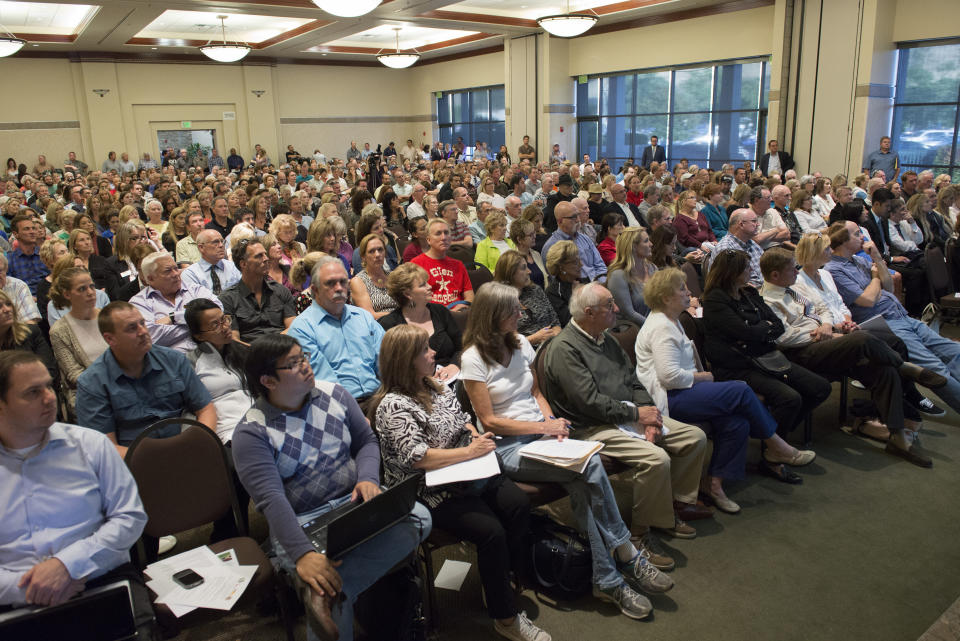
[
  {"x1": 525, "y1": 512, "x2": 592, "y2": 601},
  {"x1": 749, "y1": 350, "x2": 792, "y2": 375}
]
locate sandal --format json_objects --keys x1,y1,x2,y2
[
  {"x1": 852, "y1": 417, "x2": 890, "y2": 443},
  {"x1": 758, "y1": 459, "x2": 802, "y2": 485}
]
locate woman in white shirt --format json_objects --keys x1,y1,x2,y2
[
  {"x1": 635, "y1": 269, "x2": 815, "y2": 514},
  {"x1": 811, "y1": 177, "x2": 836, "y2": 220},
  {"x1": 460, "y1": 282, "x2": 675, "y2": 608},
  {"x1": 184, "y1": 298, "x2": 253, "y2": 444},
  {"x1": 793, "y1": 232, "x2": 932, "y2": 438},
  {"x1": 791, "y1": 190, "x2": 826, "y2": 233}
]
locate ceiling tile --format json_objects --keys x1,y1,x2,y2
[
  {"x1": 136, "y1": 9, "x2": 314, "y2": 44},
  {"x1": 0, "y1": 1, "x2": 98, "y2": 35}
]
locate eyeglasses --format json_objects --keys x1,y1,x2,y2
[
  {"x1": 276, "y1": 352, "x2": 310, "y2": 370},
  {"x1": 200, "y1": 315, "x2": 232, "y2": 333}
]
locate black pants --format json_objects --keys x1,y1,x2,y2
[
  {"x1": 782, "y1": 331, "x2": 906, "y2": 431},
  {"x1": 864, "y1": 326, "x2": 923, "y2": 420},
  {"x1": 428, "y1": 476, "x2": 529, "y2": 620},
  {"x1": 715, "y1": 362, "x2": 831, "y2": 437}
]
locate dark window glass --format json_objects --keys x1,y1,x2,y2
[
  {"x1": 576, "y1": 60, "x2": 768, "y2": 169},
  {"x1": 435, "y1": 85, "x2": 506, "y2": 152}
]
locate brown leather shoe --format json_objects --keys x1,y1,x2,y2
[{"x1": 673, "y1": 500, "x2": 713, "y2": 521}]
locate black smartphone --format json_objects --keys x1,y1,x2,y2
[{"x1": 172, "y1": 569, "x2": 204, "y2": 589}]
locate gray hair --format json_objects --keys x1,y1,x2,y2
[
  {"x1": 140, "y1": 251, "x2": 174, "y2": 279},
  {"x1": 799, "y1": 174, "x2": 815, "y2": 186},
  {"x1": 309, "y1": 254, "x2": 344, "y2": 283},
  {"x1": 569, "y1": 282, "x2": 608, "y2": 321},
  {"x1": 144, "y1": 197, "x2": 161, "y2": 211}
]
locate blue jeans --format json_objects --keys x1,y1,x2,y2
[
  {"x1": 667, "y1": 380, "x2": 777, "y2": 480},
  {"x1": 886, "y1": 316, "x2": 960, "y2": 414},
  {"x1": 498, "y1": 437, "x2": 631, "y2": 590},
  {"x1": 273, "y1": 495, "x2": 432, "y2": 641}
]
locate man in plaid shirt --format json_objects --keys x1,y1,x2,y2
[{"x1": 6, "y1": 215, "x2": 49, "y2": 296}]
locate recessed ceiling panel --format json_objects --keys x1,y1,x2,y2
[
  {"x1": 442, "y1": 0, "x2": 597, "y2": 20},
  {"x1": 0, "y1": 1, "x2": 98, "y2": 35},
  {"x1": 136, "y1": 10, "x2": 314, "y2": 44},
  {"x1": 315, "y1": 23, "x2": 479, "y2": 50}
]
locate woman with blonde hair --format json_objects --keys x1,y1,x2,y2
[
  {"x1": 476, "y1": 176, "x2": 499, "y2": 209},
  {"x1": 269, "y1": 213, "x2": 306, "y2": 267},
  {"x1": 307, "y1": 215, "x2": 352, "y2": 275},
  {"x1": 46, "y1": 200, "x2": 65, "y2": 236},
  {"x1": 248, "y1": 193, "x2": 271, "y2": 233},
  {"x1": 380, "y1": 262, "x2": 461, "y2": 382},
  {"x1": 67, "y1": 228, "x2": 108, "y2": 279},
  {"x1": 53, "y1": 206, "x2": 74, "y2": 241},
  {"x1": 49, "y1": 266, "x2": 108, "y2": 418},
  {"x1": 544, "y1": 240, "x2": 581, "y2": 327},
  {"x1": 475, "y1": 211, "x2": 516, "y2": 273},
  {"x1": 101, "y1": 220, "x2": 150, "y2": 301},
  {"x1": 508, "y1": 218, "x2": 548, "y2": 288},
  {"x1": 636, "y1": 268, "x2": 815, "y2": 511},
  {"x1": 162, "y1": 207, "x2": 188, "y2": 253},
  {"x1": 290, "y1": 251, "x2": 327, "y2": 314},
  {"x1": 673, "y1": 190, "x2": 715, "y2": 252},
  {"x1": 36, "y1": 239, "x2": 69, "y2": 326},
  {"x1": 908, "y1": 191, "x2": 950, "y2": 250},
  {"x1": 371, "y1": 324, "x2": 551, "y2": 641},
  {"x1": 493, "y1": 250, "x2": 559, "y2": 347},
  {"x1": 260, "y1": 232, "x2": 297, "y2": 295},
  {"x1": 350, "y1": 234, "x2": 398, "y2": 320},
  {"x1": 606, "y1": 227, "x2": 656, "y2": 326},
  {"x1": 0, "y1": 289, "x2": 57, "y2": 383}
]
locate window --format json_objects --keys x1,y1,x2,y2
[
  {"x1": 892, "y1": 41, "x2": 960, "y2": 180},
  {"x1": 576, "y1": 59, "x2": 770, "y2": 171},
  {"x1": 436, "y1": 86, "x2": 506, "y2": 158}
]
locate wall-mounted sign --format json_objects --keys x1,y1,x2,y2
[
  {"x1": 181, "y1": 121, "x2": 192, "y2": 129},
  {"x1": 223, "y1": 111, "x2": 236, "y2": 120}
]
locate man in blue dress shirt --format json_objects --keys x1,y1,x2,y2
[
  {"x1": 288, "y1": 256, "x2": 384, "y2": 407},
  {"x1": 0, "y1": 350, "x2": 157, "y2": 637},
  {"x1": 541, "y1": 201, "x2": 607, "y2": 283}
]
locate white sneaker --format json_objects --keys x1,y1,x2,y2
[
  {"x1": 494, "y1": 611, "x2": 552, "y2": 641},
  {"x1": 157, "y1": 535, "x2": 177, "y2": 555}
]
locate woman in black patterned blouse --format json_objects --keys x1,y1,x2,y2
[
  {"x1": 371, "y1": 325, "x2": 551, "y2": 641},
  {"x1": 493, "y1": 250, "x2": 560, "y2": 347}
]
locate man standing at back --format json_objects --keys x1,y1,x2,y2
[
  {"x1": 640, "y1": 136, "x2": 666, "y2": 170},
  {"x1": 759, "y1": 140, "x2": 794, "y2": 177},
  {"x1": 863, "y1": 136, "x2": 899, "y2": 183}
]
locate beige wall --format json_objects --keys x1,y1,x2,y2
[
  {"x1": 1, "y1": 1, "x2": 958, "y2": 177},
  {"x1": 893, "y1": 0, "x2": 960, "y2": 42},
  {"x1": 568, "y1": 6, "x2": 777, "y2": 77}
]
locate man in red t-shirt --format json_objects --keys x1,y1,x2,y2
[{"x1": 411, "y1": 218, "x2": 474, "y2": 310}]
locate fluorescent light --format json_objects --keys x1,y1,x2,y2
[
  {"x1": 311, "y1": 0, "x2": 382, "y2": 17},
  {"x1": 377, "y1": 53, "x2": 419, "y2": 68},
  {"x1": 0, "y1": 36, "x2": 25, "y2": 57},
  {"x1": 537, "y1": 13, "x2": 597, "y2": 38}
]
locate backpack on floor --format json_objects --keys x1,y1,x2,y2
[{"x1": 524, "y1": 512, "x2": 592, "y2": 601}]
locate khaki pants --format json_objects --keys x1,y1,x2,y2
[{"x1": 578, "y1": 418, "x2": 707, "y2": 531}]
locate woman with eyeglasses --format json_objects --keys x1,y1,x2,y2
[
  {"x1": 101, "y1": 220, "x2": 150, "y2": 301},
  {"x1": 701, "y1": 249, "x2": 830, "y2": 484},
  {"x1": 508, "y1": 218, "x2": 547, "y2": 289}
]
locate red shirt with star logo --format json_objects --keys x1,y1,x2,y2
[{"x1": 410, "y1": 253, "x2": 473, "y2": 306}]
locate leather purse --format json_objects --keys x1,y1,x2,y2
[{"x1": 749, "y1": 350, "x2": 792, "y2": 375}]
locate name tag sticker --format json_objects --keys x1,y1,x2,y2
[{"x1": 120, "y1": 270, "x2": 132, "y2": 279}]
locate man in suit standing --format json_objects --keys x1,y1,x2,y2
[
  {"x1": 759, "y1": 140, "x2": 794, "y2": 177},
  {"x1": 640, "y1": 136, "x2": 666, "y2": 170}
]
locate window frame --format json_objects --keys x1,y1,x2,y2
[
  {"x1": 436, "y1": 85, "x2": 506, "y2": 156},
  {"x1": 575, "y1": 57, "x2": 770, "y2": 171}
]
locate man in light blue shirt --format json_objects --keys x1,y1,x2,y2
[
  {"x1": 287, "y1": 256, "x2": 384, "y2": 403},
  {"x1": 541, "y1": 201, "x2": 607, "y2": 282},
  {"x1": 0, "y1": 350, "x2": 155, "y2": 636},
  {"x1": 181, "y1": 230, "x2": 241, "y2": 295}
]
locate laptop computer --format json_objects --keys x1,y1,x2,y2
[
  {"x1": 0, "y1": 579, "x2": 137, "y2": 641},
  {"x1": 302, "y1": 475, "x2": 420, "y2": 559}
]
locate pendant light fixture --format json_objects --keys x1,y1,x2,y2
[
  {"x1": 199, "y1": 15, "x2": 250, "y2": 63},
  {"x1": 0, "y1": 23, "x2": 26, "y2": 57},
  {"x1": 377, "y1": 28, "x2": 419, "y2": 69},
  {"x1": 537, "y1": 0, "x2": 598, "y2": 38},
  {"x1": 311, "y1": 0, "x2": 382, "y2": 18}
]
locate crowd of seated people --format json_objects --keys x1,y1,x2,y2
[{"x1": 3, "y1": 139, "x2": 960, "y2": 640}]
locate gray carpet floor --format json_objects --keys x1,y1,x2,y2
[{"x1": 167, "y1": 369, "x2": 960, "y2": 641}]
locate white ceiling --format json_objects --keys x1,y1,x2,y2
[
  {"x1": 0, "y1": 1, "x2": 97, "y2": 35},
  {"x1": 3, "y1": 0, "x2": 725, "y2": 63},
  {"x1": 320, "y1": 23, "x2": 480, "y2": 50},
  {"x1": 136, "y1": 10, "x2": 315, "y2": 44}
]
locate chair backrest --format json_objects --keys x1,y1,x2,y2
[
  {"x1": 454, "y1": 380, "x2": 476, "y2": 426},
  {"x1": 450, "y1": 306, "x2": 470, "y2": 333},
  {"x1": 943, "y1": 237, "x2": 958, "y2": 291},
  {"x1": 467, "y1": 263, "x2": 493, "y2": 292},
  {"x1": 124, "y1": 418, "x2": 242, "y2": 541},
  {"x1": 925, "y1": 244, "x2": 952, "y2": 298},
  {"x1": 681, "y1": 260, "x2": 703, "y2": 298},
  {"x1": 609, "y1": 321, "x2": 639, "y2": 366},
  {"x1": 447, "y1": 244, "x2": 475, "y2": 267}
]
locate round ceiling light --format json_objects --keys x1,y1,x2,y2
[{"x1": 311, "y1": 0, "x2": 382, "y2": 18}]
